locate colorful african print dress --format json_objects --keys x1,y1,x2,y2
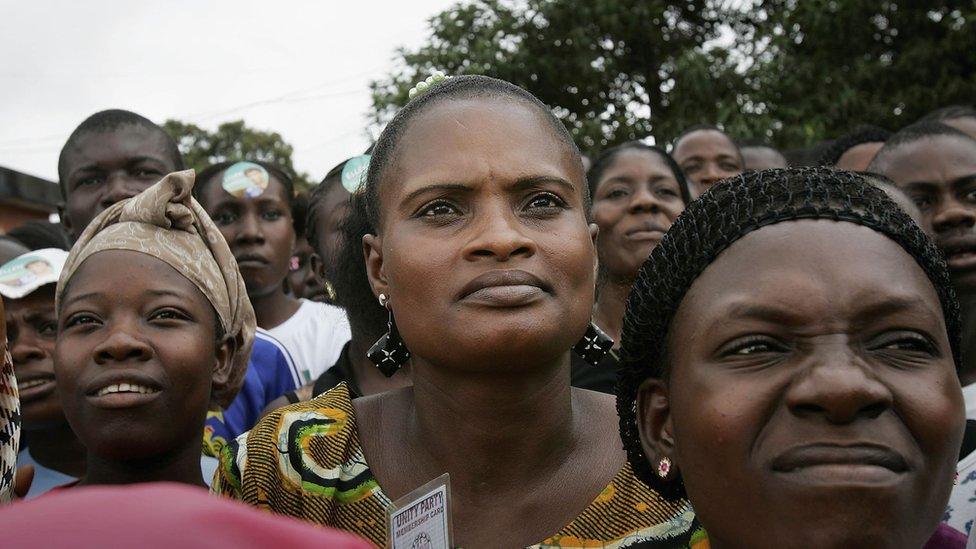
[{"x1": 214, "y1": 383, "x2": 704, "y2": 547}]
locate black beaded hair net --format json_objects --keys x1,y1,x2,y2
[{"x1": 617, "y1": 167, "x2": 961, "y2": 496}]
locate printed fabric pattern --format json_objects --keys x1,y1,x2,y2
[
  {"x1": 0, "y1": 349, "x2": 18, "y2": 503},
  {"x1": 215, "y1": 383, "x2": 698, "y2": 547},
  {"x1": 944, "y1": 446, "x2": 976, "y2": 536}
]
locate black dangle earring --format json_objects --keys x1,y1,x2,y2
[
  {"x1": 367, "y1": 293, "x2": 411, "y2": 377},
  {"x1": 573, "y1": 322, "x2": 614, "y2": 367}
]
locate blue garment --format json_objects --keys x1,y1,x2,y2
[
  {"x1": 205, "y1": 329, "x2": 300, "y2": 448},
  {"x1": 200, "y1": 455, "x2": 219, "y2": 487},
  {"x1": 17, "y1": 448, "x2": 220, "y2": 497},
  {"x1": 17, "y1": 448, "x2": 75, "y2": 500}
]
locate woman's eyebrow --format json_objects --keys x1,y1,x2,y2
[
  {"x1": 401, "y1": 183, "x2": 472, "y2": 204},
  {"x1": 146, "y1": 288, "x2": 189, "y2": 299},
  {"x1": 210, "y1": 194, "x2": 244, "y2": 208},
  {"x1": 23, "y1": 310, "x2": 55, "y2": 322},
  {"x1": 510, "y1": 175, "x2": 575, "y2": 193},
  {"x1": 849, "y1": 294, "x2": 940, "y2": 325},
  {"x1": 902, "y1": 180, "x2": 940, "y2": 193},
  {"x1": 60, "y1": 291, "x2": 101, "y2": 308},
  {"x1": 648, "y1": 174, "x2": 676, "y2": 184},
  {"x1": 717, "y1": 295, "x2": 939, "y2": 326},
  {"x1": 603, "y1": 175, "x2": 633, "y2": 184},
  {"x1": 400, "y1": 177, "x2": 575, "y2": 205},
  {"x1": 252, "y1": 195, "x2": 288, "y2": 206},
  {"x1": 721, "y1": 302, "x2": 807, "y2": 326}
]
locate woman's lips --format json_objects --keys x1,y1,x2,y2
[
  {"x1": 459, "y1": 269, "x2": 549, "y2": 307},
  {"x1": 17, "y1": 375, "x2": 57, "y2": 403},
  {"x1": 85, "y1": 373, "x2": 163, "y2": 409},
  {"x1": 625, "y1": 229, "x2": 665, "y2": 242},
  {"x1": 87, "y1": 385, "x2": 162, "y2": 409},
  {"x1": 234, "y1": 253, "x2": 269, "y2": 269},
  {"x1": 463, "y1": 284, "x2": 546, "y2": 307},
  {"x1": 624, "y1": 222, "x2": 668, "y2": 242},
  {"x1": 771, "y1": 444, "x2": 908, "y2": 485}
]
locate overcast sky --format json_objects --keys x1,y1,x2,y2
[{"x1": 0, "y1": 0, "x2": 459, "y2": 182}]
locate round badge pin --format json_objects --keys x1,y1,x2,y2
[
  {"x1": 341, "y1": 155, "x2": 370, "y2": 194},
  {"x1": 222, "y1": 161, "x2": 270, "y2": 199},
  {"x1": 0, "y1": 253, "x2": 56, "y2": 299}
]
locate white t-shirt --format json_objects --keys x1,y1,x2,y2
[
  {"x1": 964, "y1": 382, "x2": 976, "y2": 420},
  {"x1": 266, "y1": 299, "x2": 351, "y2": 383},
  {"x1": 948, "y1": 447, "x2": 976, "y2": 537}
]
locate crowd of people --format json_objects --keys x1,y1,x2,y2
[{"x1": 0, "y1": 71, "x2": 975, "y2": 548}]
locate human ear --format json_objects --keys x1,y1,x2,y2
[
  {"x1": 210, "y1": 333, "x2": 239, "y2": 408},
  {"x1": 58, "y1": 203, "x2": 75, "y2": 241},
  {"x1": 363, "y1": 233, "x2": 388, "y2": 300},
  {"x1": 310, "y1": 252, "x2": 327, "y2": 281},
  {"x1": 636, "y1": 377, "x2": 678, "y2": 476}
]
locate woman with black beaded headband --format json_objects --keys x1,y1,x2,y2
[
  {"x1": 618, "y1": 167, "x2": 967, "y2": 547},
  {"x1": 215, "y1": 74, "x2": 698, "y2": 547}
]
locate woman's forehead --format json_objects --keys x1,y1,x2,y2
[
  {"x1": 602, "y1": 149, "x2": 673, "y2": 178},
  {"x1": 387, "y1": 98, "x2": 582, "y2": 185},
  {"x1": 68, "y1": 250, "x2": 203, "y2": 300},
  {"x1": 205, "y1": 170, "x2": 289, "y2": 205},
  {"x1": 675, "y1": 220, "x2": 941, "y2": 326}
]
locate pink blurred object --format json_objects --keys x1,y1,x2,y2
[
  {"x1": 0, "y1": 482, "x2": 373, "y2": 548},
  {"x1": 924, "y1": 523, "x2": 967, "y2": 549}
]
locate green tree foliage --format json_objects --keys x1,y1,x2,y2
[
  {"x1": 735, "y1": 1, "x2": 976, "y2": 145},
  {"x1": 370, "y1": 0, "x2": 976, "y2": 153},
  {"x1": 162, "y1": 120, "x2": 314, "y2": 192},
  {"x1": 369, "y1": 0, "x2": 738, "y2": 155}
]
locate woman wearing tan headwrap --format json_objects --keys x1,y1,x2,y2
[{"x1": 52, "y1": 170, "x2": 255, "y2": 488}]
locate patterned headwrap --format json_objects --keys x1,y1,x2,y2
[
  {"x1": 0, "y1": 333, "x2": 19, "y2": 503},
  {"x1": 55, "y1": 170, "x2": 255, "y2": 410},
  {"x1": 617, "y1": 167, "x2": 960, "y2": 496}
]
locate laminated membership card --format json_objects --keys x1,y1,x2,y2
[{"x1": 386, "y1": 473, "x2": 453, "y2": 549}]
